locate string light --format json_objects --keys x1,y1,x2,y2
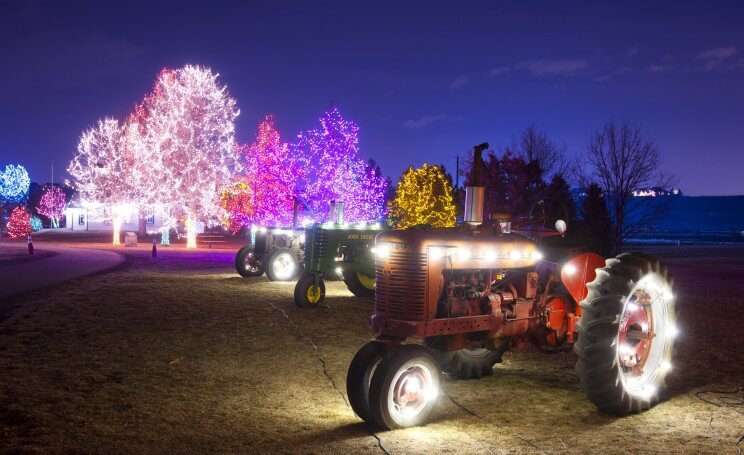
[{"x1": 388, "y1": 164, "x2": 456, "y2": 228}]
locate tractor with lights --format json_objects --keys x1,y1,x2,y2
[
  {"x1": 234, "y1": 197, "x2": 346, "y2": 282},
  {"x1": 347, "y1": 142, "x2": 677, "y2": 429},
  {"x1": 235, "y1": 225, "x2": 305, "y2": 281},
  {"x1": 293, "y1": 201, "x2": 386, "y2": 307}
]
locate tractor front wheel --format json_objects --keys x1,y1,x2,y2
[
  {"x1": 368, "y1": 345, "x2": 440, "y2": 429},
  {"x1": 575, "y1": 252, "x2": 677, "y2": 415},
  {"x1": 294, "y1": 273, "x2": 325, "y2": 308},
  {"x1": 343, "y1": 271, "x2": 375, "y2": 298},
  {"x1": 266, "y1": 247, "x2": 299, "y2": 281},
  {"x1": 347, "y1": 341, "x2": 389, "y2": 424},
  {"x1": 234, "y1": 246, "x2": 264, "y2": 277}
]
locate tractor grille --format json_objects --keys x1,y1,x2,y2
[
  {"x1": 312, "y1": 230, "x2": 328, "y2": 263},
  {"x1": 375, "y1": 251, "x2": 427, "y2": 321}
]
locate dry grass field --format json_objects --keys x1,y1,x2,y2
[{"x1": 1, "y1": 241, "x2": 742, "y2": 454}]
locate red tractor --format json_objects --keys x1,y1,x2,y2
[{"x1": 347, "y1": 143, "x2": 677, "y2": 429}]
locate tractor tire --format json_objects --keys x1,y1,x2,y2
[
  {"x1": 435, "y1": 348, "x2": 500, "y2": 379},
  {"x1": 294, "y1": 272, "x2": 325, "y2": 308},
  {"x1": 347, "y1": 341, "x2": 389, "y2": 424},
  {"x1": 266, "y1": 247, "x2": 299, "y2": 281},
  {"x1": 368, "y1": 344, "x2": 440, "y2": 429},
  {"x1": 234, "y1": 246, "x2": 264, "y2": 277},
  {"x1": 343, "y1": 271, "x2": 375, "y2": 298},
  {"x1": 575, "y1": 252, "x2": 676, "y2": 415}
]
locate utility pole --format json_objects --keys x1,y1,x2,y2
[{"x1": 455, "y1": 155, "x2": 460, "y2": 189}]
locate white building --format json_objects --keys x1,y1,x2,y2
[
  {"x1": 64, "y1": 201, "x2": 205, "y2": 234},
  {"x1": 64, "y1": 202, "x2": 164, "y2": 232}
]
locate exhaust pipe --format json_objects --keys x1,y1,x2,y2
[{"x1": 463, "y1": 142, "x2": 488, "y2": 226}]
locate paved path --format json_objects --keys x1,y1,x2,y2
[{"x1": 0, "y1": 243, "x2": 125, "y2": 300}]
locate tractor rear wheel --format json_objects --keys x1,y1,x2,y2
[
  {"x1": 266, "y1": 247, "x2": 299, "y2": 281},
  {"x1": 294, "y1": 272, "x2": 325, "y2": 308},
  {"x1": 575, "y1": 252, "x2": 676, "y2": 415},
  {"x1": 368, "y1": 345, "x2": 440, "y2": 429},
  {"x1": 343, "y1": 271, "x2": 375, "y2": 298},
  {"x1": 347, "y1": 341, "x2": 389, "y2": 424},
  {"x1": 436, "y1": 348, "x2": 499, "y2": 379},
  {"x1": 234, "y1": 246, "x2": 264, "y2": 277}
]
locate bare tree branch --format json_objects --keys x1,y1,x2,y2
[{"x1": 580, "y1": 118, "x2": 675, "y2": 253}]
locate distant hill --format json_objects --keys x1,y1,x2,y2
[
  {"x1": 626, "y1": 195, "x2": 744, "y2": 244},
  {"x1": 646, "y1": 196, "x2": 744, "y2": 231}
]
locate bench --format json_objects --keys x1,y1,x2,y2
[{"x1": 197, "y1": 234, "x2": 227, "y2": 248}]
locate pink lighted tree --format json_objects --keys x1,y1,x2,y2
[
  {"x1": 36, "y1": 186, "x2": 67, "y2": 228},
  {"x1": 238, "y1": 115, "x2": 300, "y2": 227}
]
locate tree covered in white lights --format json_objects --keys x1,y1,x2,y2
[
  {"x1": 122, "y1": 106, "x2": 172, "y2": 240},
  {"x1": 68, "y1": 118, "x2": 130, "y2": 244},
  {"x1": 138, "y1": 65, "x2": 239, "y2": 247}
]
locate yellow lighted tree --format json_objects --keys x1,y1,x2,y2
[{"x1": 388, "y1": 164, "x2": 456, "y2": 228}]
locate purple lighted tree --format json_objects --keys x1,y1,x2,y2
[
  {"x1": 294, "y1": 108, "x2": 387, "y2": 222},
  {"x1": 36, "y1": 186, "x2": 67, "y2": 228}
]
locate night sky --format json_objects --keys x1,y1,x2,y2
[{"x1": 1, "y1": 0, "x2": 742, "y2": 195}]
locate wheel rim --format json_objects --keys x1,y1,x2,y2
[
  {"x1": 387, "y1": 360, "x2": 436, "y2": 424},
  {"x1": 271, "y1": 252, "x2": 296, "y2": 280},
  {"x1": 617, "y1": 272, "x2": 675, "y2": 399},
  {"x1": 306, "y1": 285, "x2": 322, "y2": 303},
  {"x1": 357, "y1": 273, "x2": 376, "y2": 290},
  {"x1": 243, "y1": 251, "x2": 261, "y2": 273}
]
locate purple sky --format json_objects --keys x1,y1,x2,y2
[{"x1": 1, "y1": 0, "x2": 743, "y2": 195}]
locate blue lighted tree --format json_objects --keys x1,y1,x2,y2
[{"x1": 0, "y1": 164, "x2": 31, "y2": 204}]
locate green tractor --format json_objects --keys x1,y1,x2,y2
[
  {"x1": 234, "y1": 227, "x2": 304, "y2": 281},
  {"x1": 294, "y1": 221, "x2": 385, "y2": 308}
]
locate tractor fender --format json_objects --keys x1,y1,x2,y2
[{"x1": 560, "y1": 252, "x2": 606, "y2": 314}]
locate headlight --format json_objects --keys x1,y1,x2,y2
[{"x1": 373, "y1": 244, "x2": 390, "y2": 259}]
